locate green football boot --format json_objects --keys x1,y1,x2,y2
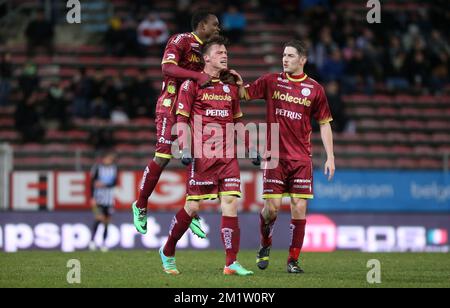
[
  {"x1": 189, "y1": 216, "x2": 207, "y2": 239},
  {"x1": 132, "y1": 201, "x2": 147, "y2": 234},
  {"x1": 159, "y1": 247, "x2": 180, "y2": 275}
]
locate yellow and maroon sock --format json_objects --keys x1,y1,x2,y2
[
  {"x1": 288, "y1": 219, "x2": 306, "y2": 263},
  {"x1": 136, "y1": 160, "x2": 164, "y2": 209},
  {"x1": 221, "y1": 216, "x2": 240, "y2": 266},
  {"x1": 163, "y1": 208, "x2": 193, "y2": 256}
]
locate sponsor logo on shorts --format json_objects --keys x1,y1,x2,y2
[
  {"x1": 264, "y1": 178, "x2": 284, "y2": 185},
  {"x1": 158, "y1": 137, "x2": 173, "y2": 145},
  {"x1": 293, "y1": 185, "x2": 311, "y2": 189},
  {"x1": 293, "y1": 179, "x2": 311, "y2": 184},
  {"x1": 189, "y1": 179, "x2": 214, "y2": 186},
  {"x1": 224, "y1": 178, "x2": 241, "y2": 183},
  {"x1": 225, "y1": 183, "x2": 240, "y2": 188}
]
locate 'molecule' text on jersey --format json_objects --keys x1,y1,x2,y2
[
  {"x1": 244, "y1": 72, "x2": 333, "y2": 161},
  {"x1": 177, "y1": 79, "x2": 243, "y2": 159}
]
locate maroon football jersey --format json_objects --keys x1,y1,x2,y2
[
  {"x1": 176, "y1": 79, "x2": 243, "y2": 159},
  {"x1": 244, "y1": 72, "x2": 333, "y2": 161},
  {"x1": 157, "y1": 32, "x2": 205, "y2": 114}
]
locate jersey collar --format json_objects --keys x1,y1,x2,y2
[
  {"x1": 286, "y1": 73, "x2": 308, "y2": 82},
  {"x1": 191, "y1": 32, "x2": 204, "y2": 45}
]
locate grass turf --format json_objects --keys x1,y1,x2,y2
[{"x1": 0, "y1": 250, "x2": 449, "y2": 288}]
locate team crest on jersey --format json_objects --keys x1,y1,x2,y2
[
  {"x1": 301, "y1": 88, "x2": 311, "y2": 97},
  {"x1": 163, "y1": 99, "x2": 172, "y2": 107},
  {"x1": 223, "y1": 85, "x2": 230, "y2": 93}
]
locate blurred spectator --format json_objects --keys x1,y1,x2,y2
[
  {"x1": 175, "y1": 0, "x2": 193, "y2": 33},
  {"x1": 407, "y1": 50, "x2": 430, "y2": 94},
  {"x1": 127, "y1": 69, "x2": 157, "y2": 119},
  {"x1": 325, "y1": 81, "x2": 348, "y2": 133},
  {"x1": 133, "y1": 0, "x2": 154, "y2": 17},
  {"x1": 137, "y1": 13, "x2": 169, "y2": 56},
  {"x1": 259, "y1": 0, "x2": 284, "y2": 23},
  {"x1": 18, "y1": 62, "x2": 40, "y2": 98},
  {"x1": 44, "y1": 81, "x2": 70, "y2": 130},
  {"x1": 111, "y1": 106, "x2": 130, "y2": 124},
  {"x1": 430, "y1": 51, "x2": 449, "y2": 95},
  {"x1": 89, "y1": 127, "x2": 115, "y2": 151},
  {"x1": 299, "y1": 0, "x2": 330, "y2": 12},
  {"x1": 221, "y1": 5, "x2": 246, "y2": 43},
  {"x1": 105, "y1": 16, "x2": 140, "y2": 57},
  {"x1": 320, "y1": 48, "x2": 345, "y2": 82},
  {"x1": 14, "y1": 91, "x2": 45, "y2": 143},
  {"x1": 344, "y1": 48, "x2": 375, "y2": 94},
  {"x1": 384, "y1": 36, "x2": 410, "y2": 92},
  {"x1": 71, "y1": 68, "x2": 93, "y2": 119},
  {"x1": 25, "y1": 10, "x2": 54, "y2": 57},
  {"x1": 0, "y1": 52, "x2": 13, "y2": 106}
]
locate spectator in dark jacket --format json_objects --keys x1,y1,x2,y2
[{"x1": 25, "y1": 10, "x2": 54, "y2": 57}]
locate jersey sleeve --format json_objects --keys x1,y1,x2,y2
[
  {"x1": 176, "y1": 80, "x2": 196, "y2": 118},
  {"x1": 312, "y1": 85, "x2": 333, "y2": 124},
  {"x1": 242, "y1": 74, "x2": 270, "y2": 100},
  {"x1": 161, "y1": 34, "x2": 189, "y2": 65}
]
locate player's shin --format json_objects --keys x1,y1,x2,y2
[
  {"x1": 221, "y1": 216, "x2": 240, "y2": 266},
  {"x1": 259, "y1": 213, "x2": 277, "y2": 248},
  {"x1": 288, "y1": 219, "x2": 307, "y2": 262},
  {"x1": 163, "y1": 207, "x2": 194, "y2": 256},
  {"x1": 136, "y1": 160, "x2": 164, "y2": 209}
]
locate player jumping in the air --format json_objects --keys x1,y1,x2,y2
[
  {"x1": 158, "y1": 36, "x2": 253, "y2": 276},
  {"x1": 132, "y1": 12, "x2": 220, "y2": 238},
  {"x1": 234, "y1": 40, "x2": 335, "y2": 273}
]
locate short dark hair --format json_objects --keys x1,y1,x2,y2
[
  {"x1": 191, "y1": 11, "x2": 214, "y2": 31},
  {"x1": 202, "y1": 35, "x2": 229, "y2": 55},
  {"x1": 284, "y1": 40, "x2": 308, "y2": 57}
]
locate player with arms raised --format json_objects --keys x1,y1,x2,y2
[
  {"x1": 158, "y1": 36, "x2": 253, "y2": 276},
  {"x1": 235, "y1": 40, "x2": 335, "y2": 273},
  {"x1": 132, "y1": 12, "x2": 220, "y2": 238}
]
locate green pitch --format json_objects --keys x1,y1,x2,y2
[{"x1": 0, "y1": 250, "x2": 449, "y2": 288}]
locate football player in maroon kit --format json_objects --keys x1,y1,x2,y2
[
  {"x1": 234, "y1": 40, "x2": 335, "y2": 273},
  {"x1": 158, "y1": 36, "x2": 253, "y2": 276},
  {"x1": 132, "y1": 12, "x2": 220, "y2": 237}
]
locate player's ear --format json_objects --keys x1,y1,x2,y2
[{"x1": 300, "y1": 56, "x2": 307, "y2": 65}]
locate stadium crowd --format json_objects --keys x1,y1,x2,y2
[{"x1": 1, "y1": 0, "x2": 448, "y2": 144}]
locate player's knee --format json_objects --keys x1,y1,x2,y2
[
  {"x1": 221, "y1": 196, "x2": 238, "y2": 216},
  {"x1": 154, "y1": 156, "x2": 170, "y2": 168},
  {"x1": 265, "y1": 200, "x2": 280, "y2": 218},
  {"x1": 291, "y1": 198, "x2": 308, "y2": 213},
  {"x1": 185, "y1": 201, "x2": 200, "y2": 215}
]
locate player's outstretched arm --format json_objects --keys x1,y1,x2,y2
[
  {"x1": 320, "y1": 122, "x2": 335, "y2": 181},
  {"x1": 162, "y1": 63, "x2": 212, "y2": 87}
]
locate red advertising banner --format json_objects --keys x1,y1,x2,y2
[{"x1": 10, "y1": 171, "x2": 265, "y2": 212}]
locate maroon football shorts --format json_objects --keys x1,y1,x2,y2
[
  {"x1": 262, "y1": 158, "x2": 314, "y2": 200},
  {"x1": 186, "y1": 158, "x2": 241, "y2": 201}
]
